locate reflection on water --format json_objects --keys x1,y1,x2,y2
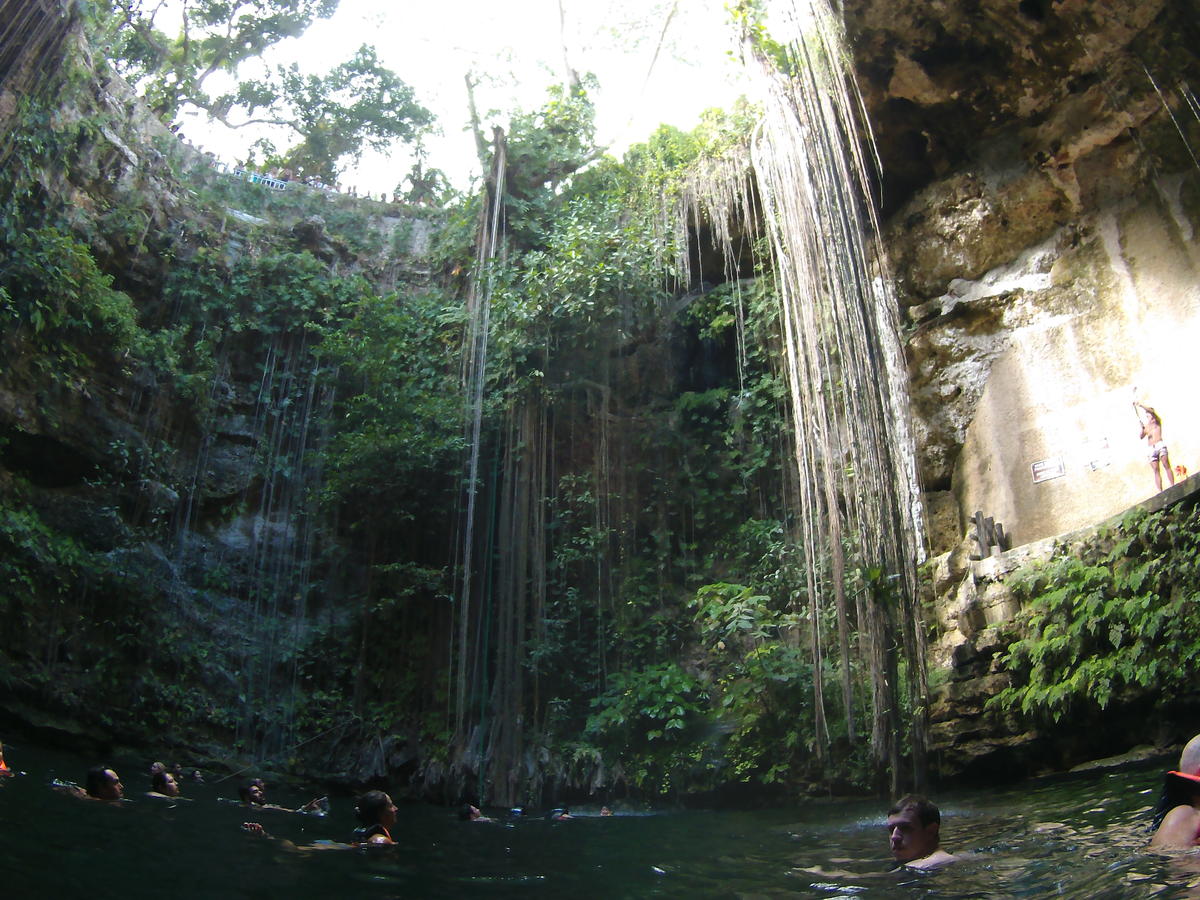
[{"x1": 2, "y1": 743, "x2": 1200, "y2": 898}]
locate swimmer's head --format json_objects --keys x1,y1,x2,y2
[
  {"x1": 239, "y1": 781, "x2": 265, "y2": 805},
  {"x1": 86, "y1": 766, "x2": 124, "y2": 801},
  {"x1": 355, "y1": 790, "x2": 397, "y2": 827},
  {"x1": 887, "y1": 794, "x2": 941, "y2": 864},
  {"x1": 459, "y1": 803, "x2": 481, "y2": 821},
  {"x1": 152, "y1": 769, "x2": 180, "y2": 797},
  {"x1": 1180, "y1": 735, "x2": 1200, "y2": 777}
]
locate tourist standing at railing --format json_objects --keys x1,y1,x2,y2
[{"x1": 1134, "y1": 400, "x2": 1174, "y2": 492}]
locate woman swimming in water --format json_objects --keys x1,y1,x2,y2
[
  {"x1": 352, "y1": 790, "x2": 397, "y2": 845},
  {"x1": 148, "y1": 768, "x2": 183, "y2": 799}
]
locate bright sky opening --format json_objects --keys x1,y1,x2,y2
[{"x1": 175, "y1": 0, "x2": 749, "y2": 192}]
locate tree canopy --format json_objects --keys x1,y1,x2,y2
[
  {"x1": 237, "y1": 45, "x2": 434, "y2": 182},
  {"x1": 97, "y1": 0, "x2": 432, "y2": 180}
]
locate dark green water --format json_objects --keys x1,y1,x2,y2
[{"x1": 2, "y1": 743, "x2": 1198, "y2": 898}]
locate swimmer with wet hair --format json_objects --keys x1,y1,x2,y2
[
  {"x1": 238, "y1": 777, "x2": 326, "y2": 814},
  {"x1": 1150, "y1": 735, "x2": 1200, "y2": 849},
  {"x1": 353, "y1": 790, "x2": 398, "y2": 845},
  {"x1": 149, "y1": 768, "x2": 182, "y2": 799},
  {"x1": 53, "y1": 765, "x2": 125, "y2": 802},
  {"x1": 240, "y1": 795, "x2": 391, "y2": 851},
  {"x1": 239, "y1": 780, "x2": 266, "y2": 805},
  {"x1": 459, "y1": 803, "x2": 496, "y2": 822},
  {"x1": 887, "y1": 794, "x2": 957, "y2": 869},
  {"x1": 88, "y1": 766, "x2": 124, "y2": 801},
  {"x1": 0, "y1": 742, "x2": 14, "y2": 777},
  {"x1": 794, "y1": 794, "x2": 958, "y2": 880}
]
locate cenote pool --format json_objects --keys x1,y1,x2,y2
[{"x1": 3, "y1": 743, "x2": 1199, "y2": 898}]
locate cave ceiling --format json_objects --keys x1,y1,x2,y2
[{"x1": 841, "y1": 0, "x2": 1199, "y2": 217}]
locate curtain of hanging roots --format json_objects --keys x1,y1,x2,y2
[{"x1": 677, "y1": 0, "x2": 928, "y2": 789}]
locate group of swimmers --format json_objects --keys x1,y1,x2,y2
[
  {"x1": 26, "y1": 749, "x2": 591, "y2": 849},
  {"x1": 37, "y1": 755, "x2": 407, "y2": 848},
  {"x1": 11, "y1": 735, "x2": 1200, "y2": 864}
]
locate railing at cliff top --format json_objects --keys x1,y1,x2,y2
[
  {"x1": 211, "y1": 160, "x2": 291, "y2": 191},
  {"x1": 232, "y1": 168, "x2": 288, "y2": 191},
  {"x1": 210, "y1": 159, "x2": 381, "y2": 200}
]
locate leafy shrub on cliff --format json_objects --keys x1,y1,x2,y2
[
  {"x1": 990, "y1": 503, "x2": 1200, "y2": 721},
  {"x1": 0, "y1": 225, "x2": 143, "y2": 373},
  {"x1": 584, "y1": 661, "x2": 713, "y2": 794}
]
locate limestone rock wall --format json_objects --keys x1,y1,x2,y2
[
  {"x1": 923, "y1": 478, "x2": 1198, "y2": 779},
  {"x1": 0, "y1": 31, "x2": 446, "y2": 756},
  {"x1": 845, "y1": 0, "x2": 1200, "y2": 778},
  {"x1": 847, "y1": 0, "x2": 1200, "y2": 553}
]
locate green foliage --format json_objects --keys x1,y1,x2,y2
[
  {"x1": 729, "y1": 1, "x2": 790, "y2": 73},
  {"x1": 990, "y1": 505, "x2": 1200, "y2": 721},
  {"x1": 582, "y1": 100, "x2": 761, "y2": 211},
  {"x1": 488, "y1": 193, "x2": 669, "y2": 388},
  {"x1": 243, "y1": 45, "x2": 434, "y2": 182},
  {"x1": 717, "y1": 643, "x2": 814, "y2": 782},
  {"x1": 0, "y1": 495, "x2": 92, "y2": 609},
  {"x1": 496, "y1": 79, "x2": 601, "y2": 245},
  {"x1": 166, "y1": 244, "x2": 368, "y2": 329},
  {"x1": 99, "y1": 0, "x2": 339, "y2": 117},
  {"x1": 0, "y1": 223, "x2": 143, "y2": 375},
  {"x1": 316, "y1": 287, "x2": 463, "y2": 522},
  {"x1": 690, "y1": 581, "x2": 816, "y2": 783},
  {"x1": 585, "y1": 662, "x2": 712, "y2": 793},
  {"x1": 96, "y1": 1, "x2": 429, "y2": 180},
  {"x1": 0, "y1": 486, "x2": 242, "y2": 738},
  {"x1": 693, "y1": 582, "x2": 789, "y2": 648}
]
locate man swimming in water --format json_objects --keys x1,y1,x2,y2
[
  {"x1": 887, "y1": 794, "x2": 957, "y2": 870},
  {"x1": 88, "y1": 766, "x2": 125, "y2": 801},
  {"x1": 1150, "y1": 735, "x2": 1200, "y2": 849},
  {"x1": 55, "y1": 765, "x2": 125, "y2": 802},
  {"x1": 238, "y1": 778, "x2": 326, "y2": 813},
  {"x1": 793, "y1": 793, "x2": 958, "y2": 880}
]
